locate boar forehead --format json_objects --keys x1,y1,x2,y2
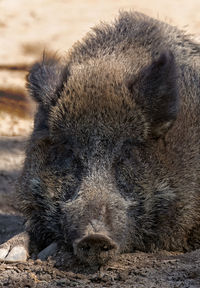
[{"x1": 49, "y1": 60, "x2": 149, "y2": 142}]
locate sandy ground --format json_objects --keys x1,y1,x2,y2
[{"x1": 1, "y1": 0, "x2": 200, "y2": 287}]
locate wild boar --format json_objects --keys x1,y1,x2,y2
[{"x1": 1, "y1": 11, "x2": 200, "y2": 266}]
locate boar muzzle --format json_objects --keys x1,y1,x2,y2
[{"x1": 74, "y1": 233, "x2": 118, "y2": 266}]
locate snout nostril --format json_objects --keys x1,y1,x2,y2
[
  {"x1": 79, "y1": 243, "x2": 114, "y2": 253},
  {"x1": 76, "y1": 233, "x2": 118, "y2": 254},
  {"x1": 80, "y1": 244, "x2": 90, "y2": 252},
  {"x1": 101, "y1": 244, "x2": 115, "y2": 252},
  {"x1": 102, "y1": 245, "x2": 109, "y2": 251}
]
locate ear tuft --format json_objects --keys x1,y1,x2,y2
[
  {"x1": 27, "y1": 53, "x2": 69, "y2": 108},
  {"x1": 153, "y1": 50, "x2": 173, "y2": 68}
]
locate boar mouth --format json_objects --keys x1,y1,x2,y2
[{"x1": 73, "y1": 233, "x2": 119, "y2": 266}]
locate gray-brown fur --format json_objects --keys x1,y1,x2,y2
[{"x1": 17, "y1": 11, "x2": 200, "y2": 265}]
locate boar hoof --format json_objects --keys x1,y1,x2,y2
[{"x1": 37, "y1": 242, "x2": 58, "y2": 261}]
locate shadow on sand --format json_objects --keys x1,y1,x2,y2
[{"x1": 0, "y1": 214, "x2": 24, "y2": 244}]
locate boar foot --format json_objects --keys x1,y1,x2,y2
[
  {"x1": 0, "y1": 232, "x2": 29, "y2": 262},
  {"x1": 37, "y1": 242, "x2": 58, "y2": 261}
]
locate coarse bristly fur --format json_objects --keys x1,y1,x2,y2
[{"x1": 18, "y1": 11, "x2": 200, "y2": 265}]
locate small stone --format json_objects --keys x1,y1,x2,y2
[
  {"x1": 0, "y1": 245, "x2": 10, "y2": 259},
  {"x1": 5, "y1": 246, "x2": 27, "y2": 262}
]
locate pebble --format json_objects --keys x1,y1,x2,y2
[{"x1": 5, "y1": 246, "x2": 27, "y2": 262}]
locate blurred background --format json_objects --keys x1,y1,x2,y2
[{"x1": 0, "y1": 0, "x2": 200, "y2": 222}]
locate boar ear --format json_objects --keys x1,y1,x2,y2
[
  {"x1": 128, "y1": 50, "x2": 179, "y2": 138},
  {"x1": 27, "y1": 54, "x2": 69, "y2": 108}
]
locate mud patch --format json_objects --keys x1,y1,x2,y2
[{"x1": 0, "y1": 250, "x2": 200, "y2": 287}]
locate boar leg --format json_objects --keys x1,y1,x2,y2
[{"x1": 0, "y1": 232, "x2": 29, "y2": 262}]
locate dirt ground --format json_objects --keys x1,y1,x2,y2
[{"x1": 1, "y1": 0, "x2": 200, "y2": 287}]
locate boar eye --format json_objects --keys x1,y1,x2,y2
[
  {"x1": 81, "y1": 245, "x2": 90, "y2": 252},
  {"x1": 121, "y1": 139, "x2": 143, "y2": 161},
  {"x1": 121, "y1": 140, "x2": 135, "y2": 159},
  {"x1": 48, "y1": 144, "x2": 75, "y2": 167},
  {"x1": 123, "y1": 146, "x2": 132, "y2": 159}
]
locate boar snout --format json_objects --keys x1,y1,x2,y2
[{"x1": 74, "y1": 234, "x2": 118, "y2": 266}]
